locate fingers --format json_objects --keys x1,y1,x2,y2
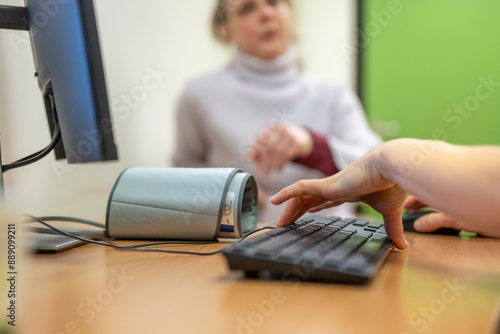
[
  {"x1": 268, "y1": 136, "x2": 295, "y2": 173},
  {"x1": 247, "y1": 126, "x2": 282, "y2": 175},
  {"x1": 247, "y1": 147, "x2": 257, "y2": 162},
  {"x1": 246, "y1": 129, "x2": 270, "y2": 171},
  {"x1": 275, "y1": 197, "x2": 308, "y2": 227},
  {"x1": 270, "y1": 179, "x2": 325, "y2": 205},
  {"x1": 275, "y1": 196, "x2": 327, "y2": 227},
  {"x1": 414, "y1": 212, "x2": 462, "y2": 232},
  {"x1": 277, "y1": 193, "x2": 410, "y2": 251},
  {"x1": 404, "y1": 196, "x2": 427, "y2": 211},
  {"x1": 382, "y1": 208, "x2": 409, "y2": 250},
  {"x1": 247, "y1": 123, "x2": 311, "y2": 175}
]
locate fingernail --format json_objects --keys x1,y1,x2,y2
[{"x1": 404, "y1": 238, "x2": 410, "y2": 248}]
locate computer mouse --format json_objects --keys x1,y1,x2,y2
[{"x1": 402, "y1": 210, "x2": 461, "y2": 235}]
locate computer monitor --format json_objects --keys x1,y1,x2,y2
[
  {"x1": 0, "y1": 0, "x2": 118, "y2": 193},
  {"x1": 0, "y1": 0, "x2": 118, "y2": 252},
  {"x1": 27, "y1": 0, "x2": 118, "y2": 163}
]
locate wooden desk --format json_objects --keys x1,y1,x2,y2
[{"x1": 13, "y1": 227, "x2": 500, "y2": 334}]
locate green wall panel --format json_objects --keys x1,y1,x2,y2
[{"x1": 362, "y1": 0, "x2": 500, "y2": 145}]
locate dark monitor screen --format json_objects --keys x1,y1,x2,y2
[{"x1": 25, "y1": 0, "x2": 118, "y2": 163}]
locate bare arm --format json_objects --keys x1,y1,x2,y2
[
  {"x1": 270, "y1": 138, "x2": 500, "y2": 250},
  {"x1": 383, "y1": 139, "x2": 500, "y2": 237}
]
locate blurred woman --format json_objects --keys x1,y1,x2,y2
[{"x1": 172, "y1": 0, "x2": 381, "y2": 222}]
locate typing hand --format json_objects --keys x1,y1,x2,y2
[
  {"x1": 247, "y1": 123, "x2": 313, "y2": 175},
  {"x1": 270, "y1": 145, "x2": 409, "y2": 250},
  {"x1": 404, "y1": 196, "x2": 465, "y2": 233}
]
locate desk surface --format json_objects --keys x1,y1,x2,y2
[{"x1": 17, "y1": 228, "x2": 500, "y2": 334}]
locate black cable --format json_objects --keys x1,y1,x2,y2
[
  {"x1": 27, "y1": 215, "x2": 275, "y2": 255},
  {"x1": 2, "y1": 91, "x2": 61, "y2": 173},
  {"x1": 11, "y1": 141, "x2": 55, "y2": 163},
  {"x1": 2, "y1": 122, "x2": 61, "y2": 172}
]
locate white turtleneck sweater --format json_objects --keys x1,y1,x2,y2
[{"x1": 172, "y1": 48, "x2": 381, "y2": 223}]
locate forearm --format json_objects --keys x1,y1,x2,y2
[{"x1": 378, "y1": 138, "x2": 500, "y2": 236}]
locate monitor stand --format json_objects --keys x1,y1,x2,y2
[{"x1": 0, "y1": 5, "x2": 29, "y2": 31}]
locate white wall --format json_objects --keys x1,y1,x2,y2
[{"x1": 0, "y1": 0, "x2": 357, "y2": 218}]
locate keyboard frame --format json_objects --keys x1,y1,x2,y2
[{"x1": 223, "y1": 216, "x2": 395, "y2": 285}]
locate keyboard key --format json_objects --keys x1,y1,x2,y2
[
  {"x1": 372, "y1": 235, "x2": 387, "y2": 242},
  {"x1": 341, "y1": 228, "x2": 357, "y2": 234},
  {"x1": 358, "y1": 239, "x2": 385, "y2": 255},
  {"x1": 324, "y1": 238, "x2": 348, "y2": 250},
  {"x1": 356, "y1": 231, "x2": 373, "y2": 238},
  {"x1": 344, "y1": 239, "x2": 386, "y2": 270},
  {"x1": 288, "y1": 229, "x2": 313, "y2": 237},
  {"x1": 302, "y1": 242, "x2": 334, "y2": 259},
  {"x1": 329, "y1": 231, "x2": 351, "y2": 239},
  {"x1": 367, "y1": 222, "x2": 384, "y2": 229},
  {"x1": 322, "y1": 249, "x2": 351, "y2": 267},
  {"x1": 314, "y1": 230, "x2": 333, "y2": 237},
  {"x1": 324, "y1": 226, "x2": 341, "y2": 233},
  {"x1": 352, "y1": 219, "x2": 369, "y2": 226},
  {"x1": 344, "y1": 235, "x2": 366, "y2": 245}
]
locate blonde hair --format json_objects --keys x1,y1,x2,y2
[{"x1": 211, "y1": 0, "x2": 293, "y2": 43}]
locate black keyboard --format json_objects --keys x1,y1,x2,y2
[{"x1": 223, "y1": 216, "x2": 394, "y2": 284}]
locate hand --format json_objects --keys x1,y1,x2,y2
[
  {"x1": 404, "y1": 196, "x2": 467, "y2": 233},
  {"x1": 269, "y1": 144, "x2": 409, "y2": 250},
  {"x1": 247, "y1": 123, "x2": 313, "y2": 175}
]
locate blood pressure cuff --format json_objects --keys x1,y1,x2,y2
[{"x1": 105, "y1": 168, "x2": 258, "y2": 240}]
